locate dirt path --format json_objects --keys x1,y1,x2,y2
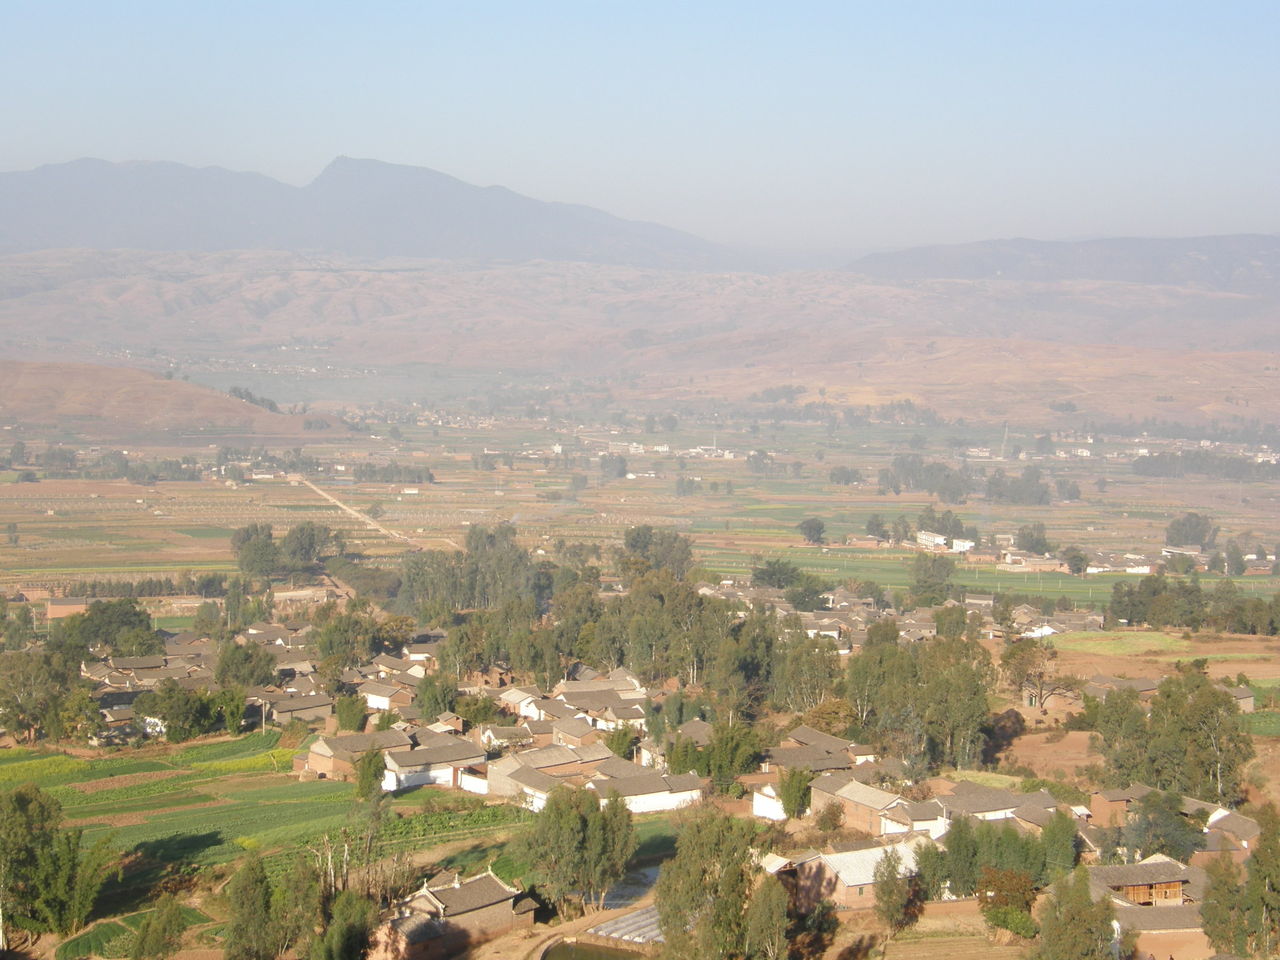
[{"x1": 463, "y1": 893, "x2": 657, "y2": 960}]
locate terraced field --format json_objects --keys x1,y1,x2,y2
[{"x1": 0, "y1": 733, "x2": 531, "y2": 924}]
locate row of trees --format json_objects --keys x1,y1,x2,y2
[
  {"x1": 1110, "y1": 574, "x2": 1280, "y2": 635},
  {"x1": 222, "y1": 852, "x2": 376, "y2": 960},
  {"x1": 655, "y1": 811, "x2": 791, "y2": 960}
]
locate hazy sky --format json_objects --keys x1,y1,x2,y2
[{"x1": 4, "y1": 1, "x2": 1277, "y2": 256}]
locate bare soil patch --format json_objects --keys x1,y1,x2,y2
[
  {"x1": 1002, "y1": 730, "x2": 1098, "y2": 781},
  {"x1": 67, "y1": 797, "x2": 227, "y2": 829},
  {"x1": 66, "y1": 767, "x2": 185, "y2": 792}
]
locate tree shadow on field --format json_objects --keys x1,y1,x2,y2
[
  {"x1": 834, "y1": 934, "x2": 879, "y2": 959},
  {"x1": 982, "y1": 708, "x2": 1026, "y2": 766},
  {"x1": 96, "y1": 831, "x2": 223, "y2": 917}
]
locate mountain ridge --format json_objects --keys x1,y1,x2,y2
[
  {"x1": 849, "y1": 234, "x2": 1280, "y2": 290},
  {"x1": 0, "y1": 157, "x2": 739, "y2": 269}
]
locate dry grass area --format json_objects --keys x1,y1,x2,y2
[
  {"x1": 0, "y1": 360, "x2": 331, "y2": 437},
  {"x1": 884, "y1": 937, "x2": 1025, "y2": 960},
  {"x1": 1002, "y1": 731, "x2": 1099, "y2": 781}
]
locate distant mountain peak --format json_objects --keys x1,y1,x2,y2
[{"x1": 0, "y1": 157, "x2": 737, "y2": 269}]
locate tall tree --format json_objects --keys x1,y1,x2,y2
[
  {"x1": 587, "y1": 794, "x2": 637, "y2": 911},
  {"x1": 519, "y1": 786, "x2": 635, "y2": 916},
  {"x1": 778, "y1": 766, "x2": 812, "y2": 820},
  {"x1": 873, "y1": 848, "x2": 918, "y2": 955},
  {"x1": 743, "y1": 874, "x2": 788, "y2": 960},
  {"x1": 1123, "y1": 791, "x2": 1205, "y2": 862},
  {"x1": 354, "y1": 751, "x2": 385, "y2": 801},
  {"x1": 1040, "y1": 811, "x2": 1080, "y2": 883},
  {"x1": 1001, "y1": 639, "x2": 1081, "y2": 711},
  {"x1": 131, "y1": 894, "x2": 186, "y2": 960},
  {"x1": 0, "y1": 784, "x2": 64, "y2": 949},
  {"x1": 215, "y1": 642, "x2": 277, "y2": 688},
  {"x1": 797, "y1": 518, "x2": 826, "y2": 544},
  {"x1": 223, "y1": 853, "x2": 273, "y2": 960},
  {"x1": 312, "y1": 890, "x2": 375, "y2": 960},
  {"x1": 334, "y1": 696, "x2": 366, "y2": 732},
  {"x1": 1245, "y1": 804, "x2": 1280, "y2": 957},
  {"x1": 1201, "y1": 854, "x2": 1247, "y2": 957},
  {"x1": 415, "y1": 674, "x2": 457, "y2": 718},
  {"x1": 269, "y1": 854, "x2": 321, "y2": 959},
  {"x1": 944, "y1": 816, "x2": 979, "y2": 897},
  {"x1": 655, "y1": 810, "x2": 758, "y2": 959},
  {"x1": 31, "y1": 826, "x2": 116, "y2": 935},
  {"x1": 1032, "y1": 867, "x2": 1114, "y2": 960}
]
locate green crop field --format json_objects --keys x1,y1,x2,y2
[
  {"x1": 0, "y1": 733, "x2": 532, "y2": 926},
  {"x1": 57, "y1": 906, "x2": 212, "y2": 960},
  {"x1": 1051, "y1": 631, "x2": 1189, "y2": 657},
  {"x1": 1245, "y1": 712, "x2": 1280, "y2": 737}
]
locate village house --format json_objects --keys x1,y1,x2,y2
[
  {"x1": 808, "y1": 775, "x2": 905, "y2": 837},
  {"x1": 300, "y1": 729, "x2": 413, "y2": 780},
  {"x1": 358, "y1": 680, "x2": 415, "y2": 714},
  {"x1": 585, "y1": 770, "x2": 706, "y2": 813},
  {"x1": 791, "y1": 835, "x2": 934, "y2": 911},
  {"x1": 1083, "y1": 675, "x2": 1160, "y2": 706},
  {"x1": 368, "y1": 869, "x2": 534, "y2": 960},
  {"x1": 1086, "y1": 856, "x2": 1212, "y2": 960},
  {"x1": 268, "y1": 694, "x2": 334, "y2": 725},
  {"x1": 381, "y1": 733, "x2": 487, "y2": 792},
  {"x1": 485, "y1": 743, "x2": 615, "y2": 809},
  {"x1": 762, "y1": 725, "x2": 878, "y2": 776}
]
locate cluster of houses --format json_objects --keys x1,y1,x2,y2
[
  {"x1": 1083, "y1": 674, "x2": 1254, "y2": 714},
  {"x1": 58, "y1": 585, "x2": 1259, "y2": 960},
  {"x1": 695, "y1": 581, "x2": 1104, "y2": 653},
  {"x1": 292, "y1": 658, "x2": 1259, "y2": 960},
  {"x1": 739, "y1": 725, "x2": 1258, "y2": 960},
  {"x1": 296, "y1": 664, "x2": 712, "y2": 816}
]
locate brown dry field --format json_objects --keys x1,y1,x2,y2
[
  {"x1": 1052, "y1": 633, "x2": 1280, "y2": 683},
  {"x1": 1003, "y1": 731, "x2": 1099, "y2": 781}
]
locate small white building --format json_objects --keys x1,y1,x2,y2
[
  {"x1": 752, "y1": 782, "x2": 792, "y2": 821},
  {"x1": 380, "y1": 735, "x2": 486, "y2": 792},
  {"x1": 587, "y1": 772, "x2": 705, "y2": 814}
]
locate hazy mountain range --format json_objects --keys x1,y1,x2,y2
[
  {"x1": 3, "y1": 157, "x2": 1276, "y2": 281},
  {"x1": 0, "y1": 157, "x2": 736, "y2": 269},
  {"x1": 1, "y1": 156, "x2": 1278, "y2": 429}
]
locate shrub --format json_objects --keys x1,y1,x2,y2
[
  {"x1": 815, "y1": 802, "x2": 844, "y2": 833},
  {"x1": 983, "y1": 905, "x2": 1038, "y2": 939}
]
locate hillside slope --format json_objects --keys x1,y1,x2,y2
[
  {"x1": 2, "y1": 248, "x2": 1278, "y2": 427},
  {"x1": 850, "y1": 234, "x2": 1280, "y2": 291},
  {"x1": 0, "y1": 360, "x2": 331, "y2": 437}
]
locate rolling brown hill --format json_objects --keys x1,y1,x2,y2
[
  {"x1": 0, "y1": 360, "x2": 333, "y2": 438},
  {"x1": 2, "y1": 249, "x2": 1278, "y2": 427}
]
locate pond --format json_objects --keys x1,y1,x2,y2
[{"x1": 542, "y1": 943, "x2": 645, "y2": 960}]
